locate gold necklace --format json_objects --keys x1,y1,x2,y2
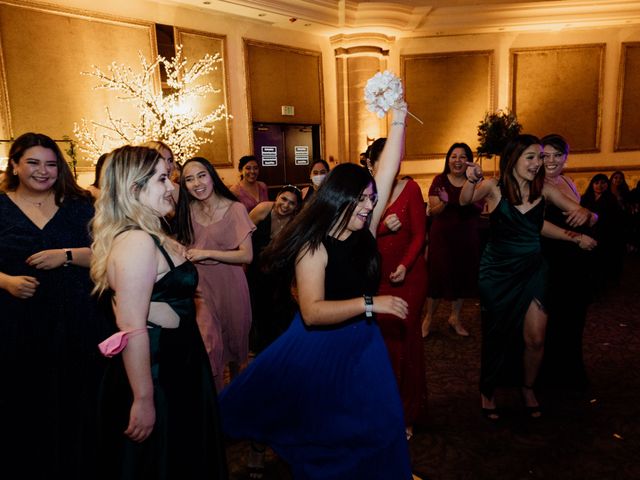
[{"x1": 16, "y1": 190, "x2": 52, "y2": 207}]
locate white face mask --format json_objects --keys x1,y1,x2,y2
[{"x1": 311, "y1": 174, "x2": 326, "y2": 187}]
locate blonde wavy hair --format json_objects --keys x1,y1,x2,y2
[{"x1": 90, "y1": 145, "x2": 167, "y2": 295}]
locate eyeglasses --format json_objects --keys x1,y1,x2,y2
[{"x1": 357, "y1": 193, "x2": 378, "y2": 205}]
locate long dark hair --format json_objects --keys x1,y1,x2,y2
[
  {"x1": 175, "y1": 156, "x2": 238, "y2": 245},
  {"x1": 442, "y1": 142, "x2": 473, "y2": 174},
  {"x1": 582, "y1": 173, "x2": 610, "y2": 206},
  {"x1": 499, "y1": 134, "x2": 544, "y2": 205},
  {"x1": 92, "y1": 153, "x2": 108, "y2": 188},
  {"x1": 261, "y1": 163, "x2": 380, "y2": 297},
  {"x1": 1, "y1": 132, "x2": 90, "y2": 204}
]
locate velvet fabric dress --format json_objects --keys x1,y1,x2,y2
[
  {"x1": 427, "y1": 173, "x2": 482, "y2": 299},
  {"x1": 97, "y1": 238, "x2": 228, "y2": 480},
  {"x1": 219, "y1": 230, "x2": 412, "y2": 479},
  {"x1": 230, "y1": 181, "x2": 269, "y2": 212},
  {"x1": 376, "y1": 179, "x2": 428, "y2": 425},
  {"x1": 0, "y1": 194, "x2": 108, "y2": 479},
  {"x1": 479, "y1": 197, "x2": 548, "y2": 397},
  {"x1": 190, "y1": 201, "x2": 256, "y2": 390},
  {"x1": 539, "y1": 202, "x2": 592, "y2": 390}
]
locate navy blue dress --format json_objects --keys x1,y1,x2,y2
[
  {"x1": 0, "y1": 193, "x2": 107, "y2": 478},
  {"x1": 219, "y1": 230, "x2": 412, "y2": 479}
]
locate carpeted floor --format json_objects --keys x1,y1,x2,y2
[{"x1": 225, "y1": 254, "x2": 640, "y2": 479}]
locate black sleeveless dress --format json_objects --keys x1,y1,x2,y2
[
  {"x1": 539, "y1": 202, "x2": 591, "y2": 389},
  {"x1": 97, "y1": 238, "x2": 227, "y2": 479},
  {"x1": 220, "y1": 230, "x2": 412, "y2": 479}
]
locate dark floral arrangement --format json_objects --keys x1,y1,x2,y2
[{"x1": 477, "y1": 109, "x2": 522, "y2": 156}]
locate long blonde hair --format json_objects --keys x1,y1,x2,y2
[{"x1": 90, "y1": 145, "x2": 167, "y2": 295}]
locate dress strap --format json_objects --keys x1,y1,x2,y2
[{"x1": 151, "y1": 235, "x2": 176, "y2": 270}]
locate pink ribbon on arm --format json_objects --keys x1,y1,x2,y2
[{"x1": 98, "y1": 328, "x2": 148, "y2": 357}]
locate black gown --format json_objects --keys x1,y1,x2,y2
[
  {"x1": 97, "y1": 237, "x2": 227, "y2": 480},
  {"x1": 539, "y1": 202, "x2": 591, "y2": 389},
  {"x1": 0, "y1": 194, "x2": 107, "y2": 479},
  {"x1": 247, "y1": 209, "x2": 296, "y2": 353},
  {"x1": 479, "y1": 197, "x2": 548, "y2": 397}
]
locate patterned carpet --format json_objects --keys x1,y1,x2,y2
[{"x1": 226, "y1": 254, "x2": 640, "y2": 479}]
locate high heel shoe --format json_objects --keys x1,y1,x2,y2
[
  {"x1": 481, "y1": 395, "x2": 499, "y2": 421},
  {"x1": 521, "y1": 385, "x2": 542, "y2": 419},
  {"x1": 448, "y1": 320, "x2": 469, "y2": 337}
]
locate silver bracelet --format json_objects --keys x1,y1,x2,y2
[{"x1": 391, "y1": 121, "x2": 406, "y2": 127}]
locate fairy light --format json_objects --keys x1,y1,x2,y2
[{"x1": 74, "y1": 45, "x2": 229, "y2": 163}]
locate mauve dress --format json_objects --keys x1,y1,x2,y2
[
  {"x1": 190, "y1": 201, "x2": 256, "y2": 390},
  {"x1": 376, "y1": 179, "x2": 428, "y2": 425},
  {"x1": 427, "y1": 174, "x2": 483, "y2": 299},
  {"x1": 230, "y1": 181, "x2": 269, "y2": 212}
]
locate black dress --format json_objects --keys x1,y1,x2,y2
[
  {"x1": 247, "y1": 209, "x2": 296, "y2": 353},
  {"x1": 97, "y1": 237, "x2": 227, "y2": 480},
  {"x1": 539, "y1": 202, "x2": 591, "y2": 389},
  {"x1": 0, "y1": 194, "x2": 107, "y2": 479}
]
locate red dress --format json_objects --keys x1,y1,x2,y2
[{"x1": 376, "y1": 179, "x2": 428, "y2": 425}]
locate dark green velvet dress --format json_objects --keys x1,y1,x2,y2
[
  {"x1": 479, "y1": 196, "x2": 548, "y2": 397},
  {"x1": 97, "y1": 237, "x2": 228, "y2": 480}
]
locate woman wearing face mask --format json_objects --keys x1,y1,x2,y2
[
  {"x1": 247, "y1": 185, "x2": 303, "y2": 354},
  {"x1": 91, "y1": 146, "x2": 227, "y2": 479},
  {"x1": 300, "y1": 159, "x2": 330, "y2": 203},
  {"x1": 175, "y1": 157, "x2": 255, "y2": 391},
  {"x1": 230, "y1": 155, "x2": 269, "y2": 212},
  {"x1": 461, "y1": 134, "x2": 597, "y2": 421}
]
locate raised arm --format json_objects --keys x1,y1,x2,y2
[
  {"x1": 370, "y1": 106, "x2": 407, "y2": 235},
  {"x1": 296, "y1": 243, "x2": 408, "y2": 326},
  {"x1": 249, "y1": 201, "x2": 274, "y2": 225},
  {"x1": 108, "y1": 230, "x2": 157, "y2": 442},
  {"x1": 460, "y1": 161, "x2": 498, "y2": 209}
]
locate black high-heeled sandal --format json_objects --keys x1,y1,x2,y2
[
  {"x1": 247, "y1": 442, "x2": 266, "y2": 479},
  {"x1": 481, "y1": 407, "x2": 500, "y2": 421},
  {"x1": 521, "y1": 385, "x2": 542, "y2": 419}
]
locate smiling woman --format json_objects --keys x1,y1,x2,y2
[
  {"x1": 175, "y1": 156, "x2": 256, "y2": 391},
  {"x1": 0, "y1": 132, "x2": 106, "y2": 478},
  {"x1": 460, "y1": 134, "x2": 598, "y2": 421}
]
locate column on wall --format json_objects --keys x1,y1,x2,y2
[{"x1": 332, "y1": 35, "x2": 394, "y2": 165}]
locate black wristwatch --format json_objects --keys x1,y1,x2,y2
[
  {"x1": 363, "y1": 295, "x2": 373, "y2": 317},
  {"x1": 63, "y1": 248, "x2": 73, "y2": 267}
]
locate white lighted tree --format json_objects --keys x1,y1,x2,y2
[{"x1": 74, "y1": 45, "x2": 228, "y2": 163}]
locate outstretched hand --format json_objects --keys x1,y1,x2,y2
[
  {"x1": 465, "y1": 161, "x2": 484, "y2": 183},
  {"x1": 373, "y1": 295, "x2": 408, "y2": 319},
  {"x1": 563, "y1": 207, "x2": 591, "y2": 227}
]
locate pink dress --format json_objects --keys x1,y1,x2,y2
[
  {"x1": 230, "y1": 181, "x2": 269, "y2": 212},
  {"x1": 191, "y1": 201, "x2": 256, "y2": 390}
]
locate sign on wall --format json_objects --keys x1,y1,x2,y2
[
  {"x1": 294, "y1": 145, "x2": 309, "y2": 165},
  {"x1": 261, "y1": 146, "x2": 278, "y2": 166}
]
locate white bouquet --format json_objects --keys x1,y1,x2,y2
[{"x1": 364, "y1": 70, "x2": 422, "y2": 123}]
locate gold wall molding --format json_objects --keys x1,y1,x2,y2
[
  {"x1": 510, "y1": 44, "x2": 605, "y2": 153},
  {"x1": 175, "y1": 27, "x2": 233, "y2": 167},
  {"x1": 401, "y1": 50, "x2": 495, "y2": 160},
  {"x1": 615, "y1": 42, "x2": 640, "y2": 152}
]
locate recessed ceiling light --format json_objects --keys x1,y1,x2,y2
[
  {"x1": 258, "y1": 13, "x2": 266, "y2": 17},
  {"x1": 304, "y1": 23, "x2": 311, "y2": 27},
  {"x1": 203, "y1": 1, "x2": 210, "y2": 4}
]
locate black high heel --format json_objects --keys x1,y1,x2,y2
[
  {"x1": 482, "y1": 407, "x2": 500, "y2": 422},
  {"x1": 521, "y1": 385, "x2": 542, "y2": 419}
]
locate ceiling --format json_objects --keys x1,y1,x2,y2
[{"x1": 163, "y1": 0, "x2": 640, "y2": 37}]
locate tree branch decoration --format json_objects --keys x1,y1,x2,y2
[
  {"x1": 74, "y1": 45, "x2": 229, "y2": 163},
  {"x1": 477, "y1": 109, "x2": 522, "y2": 157}
]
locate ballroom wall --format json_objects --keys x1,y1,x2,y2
[{"x1": 1, "y1": 0, "x2": 639, "y2": 192}]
